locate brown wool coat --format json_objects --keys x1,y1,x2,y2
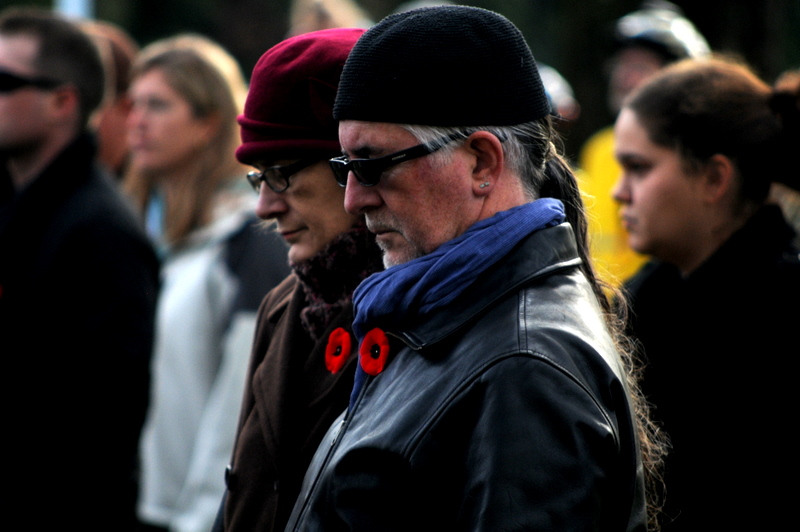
[{"x1": 223, "y1": 273, "x2": 359, "y2": 532}]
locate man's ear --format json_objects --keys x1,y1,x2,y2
[
  {"x1": 49, "y1": 84, "x2": 80, "y2": 120},
  {"x1": 701, "y1": 153, "x2": 736, "y2": 204},
  {"x1": 464, "y1": 131, "x2": 504, "y2": 195}
]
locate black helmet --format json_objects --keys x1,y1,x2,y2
[{"x1": 615, "y1": 0, "x2": 710, "y2": 62}]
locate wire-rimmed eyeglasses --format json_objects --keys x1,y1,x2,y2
[{"x1": 245, "y1": 158, "x2": 320, "y2": 194}]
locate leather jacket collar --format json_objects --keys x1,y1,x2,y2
[{"x1": 395, "y1": 223, "x2": 581, "y2": 349}]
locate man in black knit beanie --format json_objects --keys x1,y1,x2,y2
[{"x1": 285, "y1": 6, "x2": 653, "y2": 531}]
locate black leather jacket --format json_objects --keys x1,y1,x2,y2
[{"x1": 286, "y1": 224, "x2": 647, "y2": 532}]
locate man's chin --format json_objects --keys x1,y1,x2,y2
[
  {"x1": 378, "y1": 242, "x2": 424, "y2": 269},
  {"x1": 379, "y1": 245, "x2": 402, "y2": 269}
]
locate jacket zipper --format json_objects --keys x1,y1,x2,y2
[{"x1": 289, "y1": 374, "x2": 373, "y2": 529}]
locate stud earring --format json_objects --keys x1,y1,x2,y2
[{"x1": 479, "y1": 182, "x2": 490, "y2": 188}]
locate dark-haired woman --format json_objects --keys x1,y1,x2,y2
[{"x1": 613, "y1": 56, "x2": 800, "y2": 531}]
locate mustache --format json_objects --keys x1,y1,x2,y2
[{"x1": 365, "y1": 214, "x2": 398, "y2": 234}]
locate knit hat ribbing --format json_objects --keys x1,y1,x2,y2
[
  {"x1": 333, "y1": 6, "x2": 551, "y2": 127},
  {"x1": 236, "y1": 28, "x2": 365, "y2": 165}
]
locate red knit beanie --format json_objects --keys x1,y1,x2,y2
[{"x1": 236, "y1": 27, "x2": 365, "y2": 165}]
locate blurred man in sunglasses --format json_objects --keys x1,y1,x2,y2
[
  {"x1": 286, "y1": 5, "x2": 662, "y2": 532},
  {"x1": 0, "y1": 8, "x2": 158, "y2": 530}
]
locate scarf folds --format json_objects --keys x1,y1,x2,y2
[
  {"x1": 293, "y1": 221, "x2": 384, "y2": 340},
  {"x1": 352, "y1": 198, "x2": 566, "y2": 341}
]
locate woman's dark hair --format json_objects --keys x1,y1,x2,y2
[{"x1": 625, "y1": 56, "x2": 800, "y2": 204}]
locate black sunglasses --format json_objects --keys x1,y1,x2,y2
[
  {"x1": 329, "y1": 133, "x2": 466, "y2": 187},
  {"x1": 0, "y1": 68, "x2": 62, "y2": 93},
  {"x1": 246, "y1": 158, "x2": 320, "y2": 194}
]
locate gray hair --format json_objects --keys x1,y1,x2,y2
[{"x1": 399, "y1": 120, "x2": 558, "y2": 200}]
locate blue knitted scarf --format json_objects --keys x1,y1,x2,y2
[{"x1": 348, "y1": 198, "x2": 566, "y2": 409}]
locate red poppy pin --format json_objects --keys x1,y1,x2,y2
[
  {"x1": 325, "y1": 327, "x2": 352, "y2": 374},
  {"x1": 359, "y1": 327, "x2": 390, "y2": 376}
]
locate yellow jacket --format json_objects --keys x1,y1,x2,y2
[{"x1": 578, "y1": 125, "x2": 647, "y2": 286}]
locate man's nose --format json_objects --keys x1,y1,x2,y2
[{"x1": 344, "y1": 172, "x2": 383, "y2": 215}]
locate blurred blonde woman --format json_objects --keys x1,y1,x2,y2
[{"x1": 125, "y1": 34, "x2": 290, "y2": 532}]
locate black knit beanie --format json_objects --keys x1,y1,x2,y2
[{"x1": 333, "y1": 5, "x2": 551, "y2": 126}]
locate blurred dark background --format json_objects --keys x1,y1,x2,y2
[{"x1": 3, "y1": 0, "x2": 799, "y2": 160}]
